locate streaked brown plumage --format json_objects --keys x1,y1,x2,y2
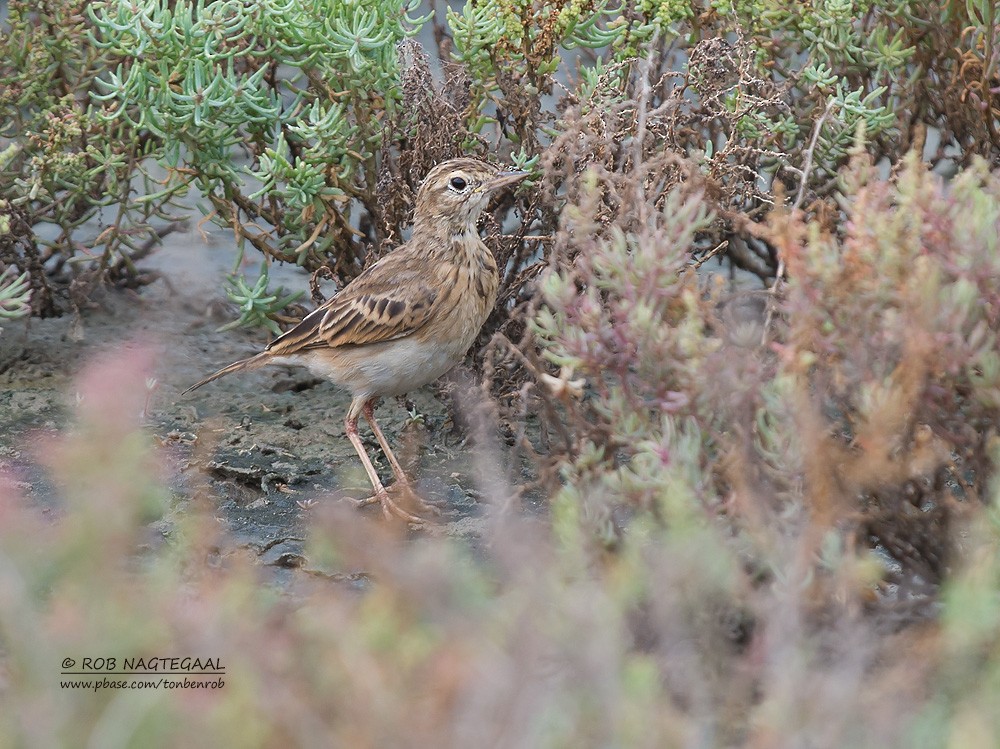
[{"x1": 185, "y1": 158, "x2": 527, "y2": 522}]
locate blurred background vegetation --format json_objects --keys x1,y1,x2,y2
[{"x1": 2, "y1": 0, "x2": 1000, "y2": 746}]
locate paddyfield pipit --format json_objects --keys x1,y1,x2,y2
[{"x1": 184, "y1": 158, "x2": 528, "y2": 522}]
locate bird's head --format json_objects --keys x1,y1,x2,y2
[{"x1": 413, "y1": 158, "x2": 528, "y2": 234}]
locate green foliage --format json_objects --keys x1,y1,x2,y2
[
  {"x1": 0, "y1": 0, "x2": 188, "y2": 316},
  {"x1": 533, "y1": 146, "x2": 1000, "y2": 527},
  {"x1": 87, "y1": 0, "x2": 427, "y2": 271},
  {"x1": 446, "y1": 0, "x2": 634, "y2": 143},
  {"x1": 220, "y1": 266, "x2": 303, "y2": 335},
  {"x1": 0, "y1": 267, "x2": 31, "y2": 323}
]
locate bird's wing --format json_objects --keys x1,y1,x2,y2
[{"x1": 264, "y1": 251, "x2": 441, "y2": 356}]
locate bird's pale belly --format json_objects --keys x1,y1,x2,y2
[{"x1": 283, "y1": 331, "x2": 475, "y2": 401}]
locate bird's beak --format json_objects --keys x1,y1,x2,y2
[{"x1": 482, "y1": 170, "x2": 529, "y2": 193}]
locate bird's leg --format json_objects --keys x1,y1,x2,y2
[
  {"x1": 362, "y1": 400, "x2": 440, "y2": 515},
  {"x1": 362, "y1": 400, "x2": 411, "y2": 486},
  {"x1": 343, "y1": 405, "x2": 424, "y2": 525}
]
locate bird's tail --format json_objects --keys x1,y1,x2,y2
[{"x1": 182, "y1": 354, "x2": 268, "y2": 395}]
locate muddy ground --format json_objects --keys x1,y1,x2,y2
[{"x1": 0, "y1": 218, "x2": 503, "y2": 581}]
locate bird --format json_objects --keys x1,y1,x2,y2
[{"x1": 184, "y1": 158, "x2": 528, "y2": 523}]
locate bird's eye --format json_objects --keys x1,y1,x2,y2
[{"x1": 449, "y1": 176, "x2": 468, "y2": 191}]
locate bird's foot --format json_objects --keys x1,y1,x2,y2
[
  {"x1": 355, "y1": 482, "x2": 442, "y2": 515},
  {"x1": 349, "y1": 482, "x2": 436, "y2": 525}
]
